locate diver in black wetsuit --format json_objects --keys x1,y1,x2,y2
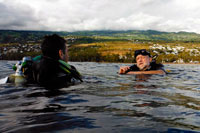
[
  {"x1": 119, "y1": 49, "x2": 165, "y2": 75},
  {"x1": 32, "y1": 34, "x2": 82, "y2": 88}
]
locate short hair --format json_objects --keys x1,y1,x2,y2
[{"x1": 41, "y1": 34, "x2": 66, "y2": 60}]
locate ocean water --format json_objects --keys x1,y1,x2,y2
[{"x1": 0, "y1": 61, "x2": 200, "y2": 133}]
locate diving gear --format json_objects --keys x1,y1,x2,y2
[
  {"x1": 0, "y1": 77, "x2": 8, "y2": 84},
  {"x1": 59, "y1": 60, "x2": 83, "y2": 82},
  {"x1": 33, "y1": 55, "x2": 83, "y2": 82},
  {"x1": 7, "y1": 55, "x2": 82, "y2": 85},
  {"x1": 10, "y1": 56, "x2": 33, "y2": 84}
]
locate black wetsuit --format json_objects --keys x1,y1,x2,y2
[
  {"x1": 125, "y1": 61, "x2": 165, "y2": 73},
  {"x1": 32, "y1": 56, "x2": 79, "y2": 88}
]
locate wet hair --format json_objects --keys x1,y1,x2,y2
[{"x1": 41, "y1": 34, "x2": 66, "y2": 60}]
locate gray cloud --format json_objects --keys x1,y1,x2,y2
[
  {"x1": 0, "y1": 1, "x2": 48, "y2": 30},
  {"x1": 0, "y1": 0, "x2": 200, "y2": 33}
]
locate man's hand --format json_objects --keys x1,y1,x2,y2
[
  {"x1": 119, "y1": 66, "x2": 130, "y2": 74},
  {"x1": 126, "y1": 70, "x2": 166, "y2": 75}
]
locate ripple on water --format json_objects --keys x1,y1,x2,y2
[{"x1": 0, "y1": 62, "x2": 200, "y2": 132}]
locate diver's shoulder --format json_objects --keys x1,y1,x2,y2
[{"x1": 150, "y1": 62, "x2": 164, "y2": 69}]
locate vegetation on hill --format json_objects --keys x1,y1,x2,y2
[
  {"x1": 69, "y1": 41, "x2": 200, "y2": 63},
  {"x1": 0, "y1": 30, "x2": 200, "y2": 63},
  {"x1": 1, "y1": 29, "x2": 200, "y2": 43}
]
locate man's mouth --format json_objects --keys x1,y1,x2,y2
[{"x1": 139, "y1": 63, "x2": 143, "y2": 66}]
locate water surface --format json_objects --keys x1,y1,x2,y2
[{"x1": 0, "y1": 61, "x2": 200, "y2": 132}]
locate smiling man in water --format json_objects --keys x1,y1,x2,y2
[{"x1": 119, "y1": 49, "x2": 166, "y2": 74}]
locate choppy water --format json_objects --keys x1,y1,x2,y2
[{"x1": 0, "y1": 61, "x2": 200, "y2": 133}]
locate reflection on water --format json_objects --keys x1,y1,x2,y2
[{"x1": 0, "y1": 61, "x2": 200, "y2": 132}]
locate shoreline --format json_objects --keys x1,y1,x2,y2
[
  {"x1": 163, "y1": 62, "x2": 200, "y2": 65},
  {"x1": 1, "y1": 60, "x2": 200, "y2": 65}
]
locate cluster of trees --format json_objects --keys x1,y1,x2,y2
[
  {"x1": 156, "y1": 53, "x2": 200, "y2": 63},
  {"x1": 0, "y1": 51, "x2": 41, "y2": 60},
  {"x1": 0, "y1": 31, "x2": 44, "y2": 43},
  {"x1": 66, "y1": 36, "x2": 125, "y2": 45},
  {"x1": 2, "y1": 44, "x2": 200, "y2": 63},
  {"x1": 69, "y1": 47, "x2": 101, "y2": 62},
  {"x1": 1, "y1": 30, "x2": 200, "y2": 44},
  {"x1": 69, "y1": 45, "x2": 200, "y2": 63},
  {"x1": 69, "y1": 46, "x2": 135, "y2": 63},
  {"x1": 1, "y1": 30, "x2": 200, "y2": 63}
]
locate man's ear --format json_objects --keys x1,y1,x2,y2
[{"x1": 59, "y1": 49, "x2": 64, "y2": 59}]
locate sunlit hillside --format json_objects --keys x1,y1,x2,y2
[
  {"x1": 1, "y1": 30, "x2": 200, "y2": 63},
  {"x1": 69, "y1": 41, "x2": 200, "y2": 63}
]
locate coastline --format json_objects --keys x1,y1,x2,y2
[
  {"x1": 69, "y1": 61, "x2": 200, "y2": 65},
  {"x1": 1, "y1": 59, "x2": 200, "y2": 65}
]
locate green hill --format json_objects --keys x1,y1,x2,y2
[
  {"x1": 1, "y1": 29, "x2": 200, "y2": 62},
  {"x1": 0, "y1": 30, "x2": 200, "y2": 43}
]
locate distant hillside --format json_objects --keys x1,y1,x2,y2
[
  {"x1": 1, "y1": 29, "x2": 200, "y2": 62},
  {"x1": 0, "y1": 30, "x2": 200, "y2": 44}
]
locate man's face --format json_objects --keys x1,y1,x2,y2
[
  {"x1": 136, "y1": 55, "x2": 152, "y2": 70},
  {"x1": 64, "y1": 45, "x2": 69, "y2": 62},
  {"x1": 60, "y1": 45, "x2": 69, "y2": 62}
]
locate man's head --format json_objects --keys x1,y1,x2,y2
[
  {"x1": 41, "y1": 34, "x2": 68, "y2": 61},
  {"x1": 134, "y1": 49, "x2": 152, "y2": 70}
]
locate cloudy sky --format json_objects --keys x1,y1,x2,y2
[{"x1": 0, "y1": 0, "x2": 200, "y2": 33}]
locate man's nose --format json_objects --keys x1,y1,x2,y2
[{"x1": 138, "y1": 58, "x2": 142, "y2": 62}]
